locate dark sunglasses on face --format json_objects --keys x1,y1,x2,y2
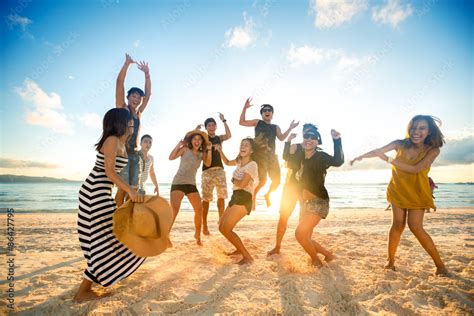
[
  {"x1": 262, "y1": 109, "x2": 273, "y2": 113},
  {"x1": 303, "y1": 133, "x2": 318, "y2": 140}
]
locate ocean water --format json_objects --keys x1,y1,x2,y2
[{"x1": 0, "y1": 182, "x2": 472, "y2": 213}]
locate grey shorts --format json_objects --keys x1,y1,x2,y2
[
  {"x1": 301, "y1": 197, "x2": 330, "y2": 219},
  {"x1": 119, "y1": 152, "x2": 140, "y2": 187}
]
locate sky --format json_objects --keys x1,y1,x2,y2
[{"x1": 0, "y1": 0, "x2": 473, "y2": 184}]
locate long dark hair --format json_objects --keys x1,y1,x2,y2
[
  {"x1": 186, "y1": 133, "x2": 205, "y2": 152},
  {"x1": 236, "y1": 137, "x2": 258, "y2": 163},
  {"x1": 95, "y1": 108, "x2": 131, "y2": 151},
  {"x1": 403, "y1": 115, "x2": 445, "y2": 149}
]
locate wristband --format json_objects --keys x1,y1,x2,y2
[{"x1": 222, "y1": 119, "x2": 227, "y2": 123}]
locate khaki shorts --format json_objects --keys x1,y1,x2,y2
[
  {"x1": 201, "y1": 167, "x2": 228, "y2": 202},
  {"x1": 300, "y1": 197, "x2": 330, "y2": 219}
]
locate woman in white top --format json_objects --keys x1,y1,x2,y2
[
  {"x1": 216, "y1": 138, "x2": 259, "y2": 264},
  {"x1": 137, "y1": 134, "x2": 159, "y2": 195}
]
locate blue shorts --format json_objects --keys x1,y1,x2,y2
[
  {"x1": 300, "y1": 197, "x2": 330, "y2": 219},
  {"x1": 119, "y1": 152, "x2": 140, "y2": 187}
]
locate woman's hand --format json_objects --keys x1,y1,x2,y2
[
  {"x1": 129, "y1": 191, "x2": 144, "y2": 203},
  {"x1": 244, "y1": 97, "x2": 253, "y2": 109},
  {"x1": 331, "y1": 129, "x2": 341, "y2": 139},
  {"x1": 137, "y1": 61, "x2": 149, "y2": 74}
]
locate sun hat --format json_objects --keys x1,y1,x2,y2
[
  {"x1": 184, "y1": 129, "x2": 209, "y2": 146},
  {"x1": 113, "y1": 195, "x2": 173, "y2": 257}
]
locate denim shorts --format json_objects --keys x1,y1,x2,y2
[
  {"x1": 301, "y1": 197, "x2": 330, "y2": 219},
  {"x1": 119, "y1": 152, "x2": 140, "y2": 187}
]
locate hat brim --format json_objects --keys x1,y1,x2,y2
[
  {"x1": 184, "y1": 130, "x2": 209, "y2": 146},
  {"x1": 113, "y1": 196, "x2": 173, "y2": 257}
]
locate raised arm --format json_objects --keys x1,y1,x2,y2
[
  {"x1": 326, "y1": 129, "x2": 344, "y2": 167},
  {"x1": 282, "y1": 133, "x2": 297, "y2": 162},
  {"x1": 380, "y1": 147, "x2": 440, "y2": 174},
  {"x1": 102, "y1": 136, "x2": 143, "y2": 202},
  {"x1": 116, "y1": 53, "x2": 134, "y2": 108},
  {"x1": 169, "y1": 140, "x2": 186, "y2": 160},
  {"x1": 277, "y1": 120, "x2": 299, "y2": 141},
  {"x1": 203, "y1": 142, "x2": 212, "y2": 167},
  {"x1": 218, "y1": 112, "x2": 232, "y2": 141},
  {"x1": 149, "y1": 160, "x2": 159, "y2": 195},
  {"x1": 350, "y1": 140, "x2": 402, "y2": 166},
  {"x1": 239, "y1": 98, "x2": 259, "y2": 127},
  {"x1": 137, "y1": 61, "x2": 151, "y2": 113},
  {"x1": 214, "y1": 144, "x2": 236, "y2": 166}
]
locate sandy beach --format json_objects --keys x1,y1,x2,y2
[{"x1": 2, "y1": 208, "x2": 473, "y2": 315}]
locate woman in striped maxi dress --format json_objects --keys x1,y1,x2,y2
[{"x1": 74, "y1": 108, "x2": 145, "y2": 302}]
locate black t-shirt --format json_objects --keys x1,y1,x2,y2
[
  {"x1": 300, "y1": 138, "x2": 344, "y2": 199},
  {"x1": 203, "y1": 135, "x2": 224, "y2": 171},
  {"x1": 283, "y1": 142, "x2": 304, "y2": 185},
  {"x1": 255, "y1": 120, "x2": 277, "y2": 153}
]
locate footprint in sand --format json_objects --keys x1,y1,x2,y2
[{"x1": 184, "y1": 293, "x2": 209, "y2": 304}]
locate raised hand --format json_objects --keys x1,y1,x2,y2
[
  {"x1": 244, "y1": 98, "x2": 253, "y2": 109},
  {"x1": 195, "y1": 124, "x2": 204, "y2": 130},
  {"x1": 125, "y1": 53, "x2": 135, "y2": 65},
  {"x1": 218, "y1": 112, "x2": 226, "y2": 121},
  {"x1": 137, "y1": 61, "x2": 149, "y2": 74},
  {"x1": 290, "y1": 120, "x2": 300, "y2": 130},
  {"x1": 287, "y1": 133, "x2": 297, "y2": 142},
  {"x1": 349, "y1": 156, "x2": 362, "y2": 166},
  {"x1": 331, "y1": 129, "x2": 341, "y2": 139}
]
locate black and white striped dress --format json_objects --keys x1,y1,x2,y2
[{"x1": 78, "y1": 152, "x2": 145, "y2": 287}]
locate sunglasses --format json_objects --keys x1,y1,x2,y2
[
  {"x1": 303, "y1": 133, "x2": 318, "y2": 140},
  {"x1": 262, "y1": 108, "x2": 273, "y2": 113}
]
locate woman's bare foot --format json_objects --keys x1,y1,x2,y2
[
  {"x1": 324, "y1": 253, "x2": 336, "y2": 263},
  {"x1": 167, "y1": 238, "x2": 173, "y2": 248},
  {"x1": 311, "y1": 258, "x2": 324, "y2": 268},
  {"x1": 267, "y1": 247, "x2": 280, "y2": 256},
  {"x1": 237, "y1": 257, "x2": 254, "y2": 265},
  {"x1": 226, "y1": 249, "x2": 240, "y2": 256},
  {"x1": 194, "y1": 233, "x2": 202, "y2": 246},
  {"x1": 435, "y1": 266, "x2": 449, "y2": 276},
  {"x1": 384, "y1": 261, "x2": 396, "y2": 271},
  {"x1": 203, "y1": 226, "x2": 210, "y2": 235},
  {"x1": 73, "y1": 289, "x2": 110, "y2": 303}
]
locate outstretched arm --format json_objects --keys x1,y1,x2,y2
[
  {"x1": 326, "y1": 129, "x2": 344, "y2": 167},
  {"x1": 116, "y1": 53, "x2": 134, "y2": 108},
  {"x1": 277, "y1": 120, "x2": 299, "y2": 141},
  {"x1": 137, "y1": 61, "x2": 151, "y2": 113},
  {"x1": 350, "y1": 140, "x2": 403, "y2": 166},
  {"x1": 380, "y1": 147, "x2": 440, "y2": 174},
  {"x1": 214, "y1": 144, "x2": 236, "y2": 166},
  {"x1": 149, "y1": 161, "x2": 159, "y2": 195},
  {"x1": 169, "y1": 140, "x2": 186, "y2": 160},
  {"x1": 239, "y1": 98, "x2": 259, "y2": 127},
  {"x1": 282, "y1": 133, "x2": 297, "y2": 161},
  {"x1": 218, "y1": 112, "x2": 232, "y2": 141}
]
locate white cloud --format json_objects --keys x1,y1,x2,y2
[
  {"x1": 287, "y1": 44, "x2": 341, "y2": 66},
  {"x1": 224, "y1": 12, "x2": 257, "y2": 49},
  {"x1": 310, "y1": 0, "x2": 368, "y2": 29},
  {"x1": 6, "y1": 14, "x2": 32, "y2": 31},
  {"x1": 67, "y1": 75, "x2": 75, "y2": 80},
  {"x1": 372, "y1": 0, "x2": 413, "y2": 28},
  {"x1": 15, "y1": 79, "x2": 74, "y2": 134},
  {"x1": 79, "y1": 112, "x2": 102, "y2": 129}
]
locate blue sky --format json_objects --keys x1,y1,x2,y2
[{"x1": 1, "y1": 0, "x2": 472, "y2": 183}]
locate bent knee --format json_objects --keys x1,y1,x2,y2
[
  {"x1": 408, "y1": 222, "x2": 424, "y2": 234},
  {"x1": 391, "y1": 222, "x2": 406, "y2": 232}
]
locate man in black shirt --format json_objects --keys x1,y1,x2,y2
[
  {"x1": 201, "y1": 113, "x2": 231, "y2": 235},
  {"x1": 239, "y1": 97, "x2": 299, "y2": 209}
]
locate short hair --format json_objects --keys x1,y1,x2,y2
[
  {"x1": 204, "y1": 118, "x2": 217, "y2": 128},
  {"x1": 260, "y1": 104, "x2": 274, "y2": 114},
  {"x1": 141, "y1": 134, "x2": 152, "y2": 142},
  {"x1": 127, "y1": 87, "x2": 145, "y2": 98}
]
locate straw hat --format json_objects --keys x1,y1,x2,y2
[
  {"x1": 113, "y1": 195, "x2": 173, "y2": 257},
  {"x1": 184, "y1": 129, "x2": 209, "y2": 146}
]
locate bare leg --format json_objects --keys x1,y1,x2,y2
[
  {"x1": 73, "y1": 279, "x2": 110, "y2": 303},
  {"x1": 295, "y1": 213, "x2": 329, "y2": 268},
  {"x1": 267, "y1": 215, "x2": 290, "y2": 256},
  {"x1": 311, "y1": 240, "x2": 336, "y2": 262},
  {"x1": 217, "y1": 198, "x2": 225, "y2": 221},
  {"x1": 188, "y1": 192, "x2": 204, "y2": 245},
  {"x1": 219, "y1": 205, "x2": 253, "y2": 264},
  {"x1": 264, "y1": 178, "x2": 280, "y2": 207},
  {"x1": 407, "y1": 209, "x2": 448, "y2": 275},
  {"x1": 385, "y1": 206, "x2": 407, "y2": 270},
  {"x1": 268, "y1": 188, "x2": 297, "y2": 256},
  {"x1": 253, "y1": 179, "x2": 266, "y2": 210},
  {"x1": 202, "y1": 200, "x2": 210, "y2": 235},
  {"x1": 169, "y1": 190, "x2": 185, "y2": 247}
]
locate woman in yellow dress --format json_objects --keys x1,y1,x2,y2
[{"x1": 350, "y1": 115, "x2": 448, "y2": 276}]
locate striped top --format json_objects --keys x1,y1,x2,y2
[{"x1": 138, "y1": 151, "x2": 154, "y2": 192}]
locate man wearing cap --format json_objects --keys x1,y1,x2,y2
[
  {"x1": 115, "y1": 53, "x2": 152, "y2": 206},
  {"x1": 239, "y1": 97, "x2": 299, "y2": 209},
  {"x1": 200, "y1": 113, "x2": 232, "y2": 235}
]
